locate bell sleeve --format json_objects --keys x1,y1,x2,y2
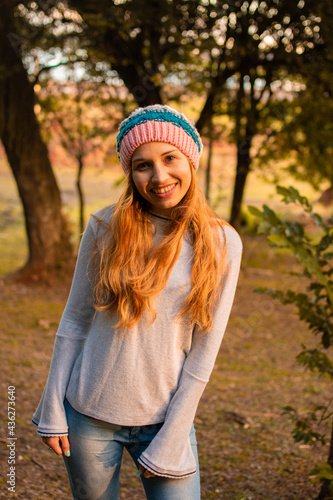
[
  {"x1": 138, "y1": 225, "x2": 243, "y2": 478},
  {"x1": 31, "y1": 217, "x2": 98, "y2": 436}
]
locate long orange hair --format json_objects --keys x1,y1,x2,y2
[{"x1": 91, "y1": 163, "x2": 228, "y2": 332}]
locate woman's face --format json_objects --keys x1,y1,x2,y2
[{"x1": 131, "y1": 142, "x2": 192, "y2": 217}]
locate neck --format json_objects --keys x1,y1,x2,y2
[{"x1": 148, "y1": 211, "x2": 173, "y2": 221}]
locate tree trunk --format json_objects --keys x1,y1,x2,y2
[
  {"x1": 229, "y1": 133, "x2": 253, "y2": 231},
  {"x1": 69, "y1": 0, "x2": 164, "y2": 107},
  {"x1": 116, "y1": 68, "x2": 163, "y2": 106},
  {"x1": 229, "y1": 71, "x2": 254, "y2": 231},
  {"x1": 0, "y1": 3, "x2": 72, "y2": 277},
  {"x1": 205, "y1": 123, "x2": 213, "y2": 202},
  {"x1": 196, "y1": 92, "x2": 215, "y2": 135},
  {"x1": 317, "y1": 417, "x2": 333, "y2": 500},
  {"x1": 76, "y1": 156, "x2": 85, "y2": 238}
]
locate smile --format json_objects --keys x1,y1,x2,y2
[{"x1": 151, "y1": 183, "x2": 177, "y2": 194}]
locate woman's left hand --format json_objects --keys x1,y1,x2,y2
[{"x1": 139, "y1": 464, "x2": 155, "y2": 478}]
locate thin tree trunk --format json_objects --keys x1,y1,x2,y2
[
  {"x1": 76, "y1": 156, "x2": 85, "y2": 238},
  {"x1": 229, "y1": 133, "x2": 252, "y2": 231},
  {"x1": 229, "y1": 72, "x2": 251, "y2": 231},
  {"x1": 317, "y1": 416, "x2": 333, "y2": 500},
  {"x1": 0, "y1": 2, "x2": 72, "y2": 277},
  {"x1": 205, "y1": 122, "x2": 213, "y2": 202},
  {"x1": 197, "y1": 92, "x2": 216, "y2": 135}
]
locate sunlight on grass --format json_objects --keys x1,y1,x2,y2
[
  {"x1": 0, "y1": 160, "x2": 124, "y2": 272},
  {"x1": 0, "y1": 199, "x2": 27, "y2": 274},
  {"x1": 0, "y1": 151, "x2": 331, "y2": 274}
]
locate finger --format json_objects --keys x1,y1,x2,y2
[
  {"x1": 41, "y1": 436, "x2": 63, "y2": 456},
  {"x1": 143, "y1": 470, "x2": 155, "y2": 478},
  {"x1": 138, "y1": 464, "x2": 145, "y2": 476},
  {"x1": 59, "y1": 435, "x2": 71, "y2": 457},
  {"x1": 138, "y1": 464, "x2": 155, "y2": 478}
]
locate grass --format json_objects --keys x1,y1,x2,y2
[
  {"x1": 0, "y1": 149, "x2": 330, "y2": 274},
  {"x1": 0, "y1": 153, "x2": 332, "y2": 499}
]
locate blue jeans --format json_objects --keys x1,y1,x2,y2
[{"x1": 63, "y1": 400, "x2": 200, "y2": 500}]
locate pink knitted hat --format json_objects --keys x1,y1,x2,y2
[{"x1": 116, "y1": 105, "x2": 203, "y2": 174}]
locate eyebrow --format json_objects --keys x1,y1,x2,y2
[{"x1": 132, "y1": 149, "x2": 178, "y2": 164}]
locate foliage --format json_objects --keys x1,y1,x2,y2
[
  {"x1": 37, "y1": 77, "x2": 118, "y2": 160},
  {"x1": 36, "y1": 74, "x2": 120, "y2": 235},
  {"x1": 253, "y1": 0, "x2": 333, "y2": 191},
  {"x1": 11, "y1": 1, "x2": 333, "y2": 231},
  {"x1": 248, "y1": 185, "x2": 333, "y2": 496},
  {"x1": 5, "y1": 0, "x2": 333, "y2": 249},
  {"x1": 254, "y1": 80, "x2": 333, "y2": 191},
  {"x1": 310, "y1": 463, "x2": 333, "y2": 490},
  {"x1": 282, "y1": 404, "x2": 331, "y2": 446}
]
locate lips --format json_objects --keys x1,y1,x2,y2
[{"x1": 151, "y1": 183, "x2": 177, "y2": 194}]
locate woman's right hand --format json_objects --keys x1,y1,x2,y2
[{"x1": 41, "y1": 435, "x2": 71, "y2": 457}]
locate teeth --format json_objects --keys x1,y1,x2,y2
[{"x1": 152, "y1": 183, "x2": 177, "y2": 194}]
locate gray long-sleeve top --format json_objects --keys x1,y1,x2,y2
[{"x1": 32, "y1": 207, "x2": 242, "y2": 478}]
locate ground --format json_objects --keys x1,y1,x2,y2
[{"x1": 0, "y1": 236, "x2": 331, "y2": 500}]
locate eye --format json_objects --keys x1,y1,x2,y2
[
  {"x1": 135, "y1": 161, "x2": 150, "y2": 170},
  {"x1": 165, "y1": 154, "x2": 176, "y2": 162}
]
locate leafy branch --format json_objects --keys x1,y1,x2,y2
[{"x1": 248, "y1": 185, "x2": 333, "y2": 499}]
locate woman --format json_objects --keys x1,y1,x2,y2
[{"x1": 32, "y1": 104, "x2": 243, "y2": 500}]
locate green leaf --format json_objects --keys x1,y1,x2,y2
[
  {"x1": 297, "y1": 349, "x2": 333, "y2": 377},
  {"x1": 253, "y1": 287, "x2": 269, "y2": 294},
  {"x1": 313, "y1": 213, "x2": 324, "y2": 227},
  {"x1": 291, "y1": 245, "x2": 324, "y2": 279},
  {"x1": 276, "y1": 185, "x2": 295, "y2": 202},
  {"x1": 310, "y1": 464, "x2": 333, "y2": 481},
  {"x1": 247, "y1": 205, "x2": 264, "y2": 218},
  {"x1": 316, "y1": 234, "x2": 333, "y2": 253},
  {"x1": 282, "y1": 405, "x2": 297, "y2": 415},
  {"x1": 257, "y1": 220, "x2": 272, "y2": 234},
  {"x1": 293, "y1": 222, "x2": 305, "y2": 238},
  {"x1": 267, "y1": 233, "x2": 290, "y2": 247},
  {"x1": 263, "y1": 205, "x2": 281, "y2": 225},
  {"x1": 323, "y1": 252, "x2": 333, "y2": 260},
  {"x1": 322, "y1": 330, "x2": 331, "y2": 349},
  {"x1": 276, "y1": 185, "x2": 312, "y2": 210}
]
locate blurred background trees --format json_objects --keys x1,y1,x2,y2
[
  {"x1": 37, "y1": 75, "x2": 119, "y2": 235},
  {"x1": 0, "y1": 0, "x2": 73, "y2": 276},
  {"x1": 0, "y1": 0, "x2": 332, "y2": 273}
]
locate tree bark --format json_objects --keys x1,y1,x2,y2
[
  {"x1": 69, "y1": 0, "x2": 164, "y2": 107},
  {"x1": 76, "y1": 156, "x2": 85, "y2": 238},
  {"x1": 230, "y1": 71, "x2": 257, "y2": 231},
  {"x1": 0, "y1": 2, "x2": 72, "y2": 277},
  {"x1": 230, "y1": 132, "x2": 253, "y2": 231},
  {"x1": 230, "y1": 72, "x2": 248, "y2": 230},
  {"x1": 205, "y1": 122, "x2": 213, "y2": 202},
  {"x1": 317, "y1": 417, "x2": 333, "y2": 500},
  {"x1": 196, "y1": 92, "x2": 216, "y2": 135}
]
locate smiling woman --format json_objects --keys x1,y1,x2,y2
[
  {"x1": 131, "y1": 143, "x2": 192, "y2": 216},
  {"x1": 32, "y1": 104, "x2": 243, "y2": 500}
]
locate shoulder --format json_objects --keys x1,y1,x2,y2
[
  {"x1": 213, "y1": 220, "x2": 243, "y2": 261},
  {"x1": 223, "y1": 222, "x2": 243, "y2": 254},
  {"x1": 88, "y1": 205, "x2": 116, "y2": 235}
]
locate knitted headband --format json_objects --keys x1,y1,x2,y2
[{"x1": 116, "y1": 104, "x2": 203, "y2": 174}]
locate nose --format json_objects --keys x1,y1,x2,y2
[{"x1": 151, "y1": 162, "x2": 169, "y2": 184}]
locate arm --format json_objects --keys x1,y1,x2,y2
[
  {"x1": 138, "y1": 226, "x2": 243, "y2": 478},
  {"x1": 32, "y1": 217, "x2": 98, "y2": 436}
]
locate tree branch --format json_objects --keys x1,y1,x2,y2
[{"x1": 33, "y1": 58, "x2": 88, "y2": 85}]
